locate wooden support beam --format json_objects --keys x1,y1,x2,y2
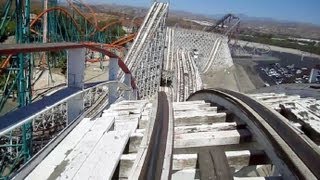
[
  {"x1": 173, "y1": 104, "x2": 212, "y2": 111},
  {"x1": 175, "y1": 129, "x2": 251, "y2": 148},
  {"x1": 226, "y1": 150, "x2": 270, "y2": 167},
  {"x1": 173, "y1": 101, "x2": 206, "y2": 105},
  {"x1": 172, "y1": 154, "x2": 197, "y2": 170},
  {"x1": 233, "y1": 176, "x2": 282, "y2": 180},
  {"x1": 172, "y1": 169, "x2": 197, "y2": 180},
  {"x1": 175, "y1": 112, "x2": 227, "y2": 126},
  {"x1": 128, "y1": 133, "x2": 144, "y2": 153},
  {"x1": 72, "y1": 131, "x2": 130, "y2": 179},
  {"x1": 175, "y1": 122, "x2": 242, "y2": 135},
  {"x1": 118, "y1": 154, "x2": 197, "y2": 179},
  {"x1": 174, "y1": 107, "x2": 218, "y2": 115}
]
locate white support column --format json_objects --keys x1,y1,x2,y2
[
  {"x1": 124, "y1": 73, "x2": 132, "y2": 100},
  {"x1": 309, "y1": 68, "x2": 320, "y2": 83},
  {"x1": 133, "y1": 88, "x2": 138, "y2": 100},
  {"x1": 109, "y1": 58, "x2": 119, "y2": 104},
  {"x1": 67, "y1": 93, "x2": 84, "y2": 124},
  {"x1": 67, "y1": 48, "x2": 85, "y2": 124},
  {"x1": 67, "y1": 48, "x2": 85, "y2": 88}
]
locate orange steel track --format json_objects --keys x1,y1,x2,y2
[
  {"x1": 2, "y1": 5, "x2": 125, "y2": 73},
  {"x1": 65, "y1": 0, "x2": 127, "y2": 34},
  {"x1": 0, "y1": 42, "x2": 138, "y2": 90},
  {"x1": 66, "y1": 0, "x2": 98, "y2": 33},
  {"x1": 30, "y1": 7, "x2": 122, "y2": 38},
  {"x1": 111, "y1": 33, "x2": 136, "y2": 46},
  {"x1": 0, "y1": 55, "x2": 12, "y2": 74},
  {"x1": 2, "y1": 1, "x2": 132, "y2": 73}
]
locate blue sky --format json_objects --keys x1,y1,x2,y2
[{"x1": 87, "y1": 0, "x2": 320, "y2": 25}]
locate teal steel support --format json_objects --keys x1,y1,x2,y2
[
  {"x1": 0, "y1": 0, "x2": 13, "y2": 38},
  {"x1": 16, "y1": 0, "x2": 33, "y2": 164}
]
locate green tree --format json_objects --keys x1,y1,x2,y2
[{"x1": 6, "y1": 20, "x2": 15, "y2": 36}]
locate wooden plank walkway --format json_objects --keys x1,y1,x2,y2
[{"x1": 26, "y1": 99, "x2": 149, "y2": 180}]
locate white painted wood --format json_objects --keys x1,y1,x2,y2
[
  {"x1": 102, "y1": 111, "x2": 130, "y2": 116},
  {"x1": 119, "y1": 154, "x2": 137, "y2": 178},
  {"x1": 135, "y1": 129, "x2": 146, "y2": 134},
  {"x1": 73, "y1": 130, "x2": 130, "y2": 180},
  {"x1": 27, "y1": 97, "x2": 150, "y2": 180},
  {"x1": 174, "y1": 109, "x2": 218, "y2": 117},
  {"x1": 129, "y1": 99, "x2": 157, "y2": 179},
  {"x1": 173, "y1": 103, "x2": 210, "y2": 108},
  {"x1": 142, "y1": 110, "x2": 151, "y2": 116},
  {"x1": 55, "y1": 117, "x2": 115, "y2": 179},
  {"x1": 174, "y1": 129, "x2": 251, "y2": 148},
  {"x1": 108, "y1": 108, "x2": 144, "y2": 114},
  {"x1": 175, "y1": 122, "x2": 239, "y2": 134},
  {"x1": 113, "y1": 114, "x2": 142, "y2": 121},
  {"x1": 121, "y1": 153, "x2": 137, "y2": 160},
  {"x1": 172, "y1": 169, "x2": 197, "y2": 180},
  {"x1": 141, "y1": 115, "x2": 149, "y2": 121},
  {"x1": 175, "y1": 112, "x2": 226, "y2": 126},
  {"x1": 119, "y1": 154, "x2": 197, "y2": 179},
  {"x1": 174, "y1": 112, "x2": 225, "y2": 119},
  {"x1": 173, "y1": 101, "x2": 205, "y2": 105},
  {"x1": 129, "y1": 133, "x2": 144, "y2": 153},
  {"x1": 26, "y1": 118, "x2": 95, "y2": 180},
  {"x1": 115, "y1": 119, "x2": 139, "y2": 134},
  {"x1": 226, "y1": 150, "x2": 267, "y2": 167},
  {"x1": 173, "y1": 154, "x2": 197, "y2": 170},
  {"x1": 233, "y1": 177, "x2": 282, "y2": 180},
  {"x1": 174, "y1": 106, "x2": 217, "y2": 112},
  {"x1": 139, "y1": 119, "x2": 149, "y2": 129},
  {"x1": 117, "y1": 100, "x2": 148, "y2": 105},
  {"x1": 110, "y1": 104, "x2": 146, "y2": 110}
]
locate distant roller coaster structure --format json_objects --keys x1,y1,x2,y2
[
  {"x1": 0, "y1": 0, "x2": 132, "y2": 115},
  {"x1": 1, "y1": 2, "x2": 319, "y2": 180},
  {"x1": 0, "y1": 2, "x2": 135, "y2": 175}
]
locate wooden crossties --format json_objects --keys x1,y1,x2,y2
[
  {"x1": 170, "y1": 100, "x2": 282, "y2": 180},
  {"x1": 26, "y1": 100, "x2": 150, "y2": 180}
]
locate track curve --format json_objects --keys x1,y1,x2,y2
[
  {"x1": 188, "y1": 89, "x2": 320, "y2": 180},
  {"x1": 30, "y1": 7, "x2": 122, "y2": 39}
]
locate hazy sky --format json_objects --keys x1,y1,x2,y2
[{"x1": 86, "y1": 0, "x2": 320, "y2": 25}]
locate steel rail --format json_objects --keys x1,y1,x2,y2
[
  {"x1": 0, "y1": 81, "x2": 130, "y2": 136},
  {"x1": 139, "y1": 92, "x2": 170, "y2": 180},
  {"x1": 188, "y1": 89, "x2": 320, "y2": 179},
  {"x1": 0, "y1": 42, "x2": 138, "y2": 90},
  {"x1": 111, "y1": 33, "x2": 136, "y2": 46},
  {"x1": 219, "y1": 89, "x2": 320, "y2": 178},
  {"x1": 30, "y1": 7, "x2": 122, "y2": 38},
  {"x1": 0, "y1": 54, "x2": 12, "y2": 74},
  {"x1": 67, "y1": 0, "x2": 98, "y2": 27},
  {"x1": 30, "y1": 7, "x2": 83, "y2": 35}
]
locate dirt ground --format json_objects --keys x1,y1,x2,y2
[
  {"x1": 201, "y1": 61, "x2": 259, "y2": 93},
  {"x1": 32, "y1": 61, "x2": 110, "y2": 90},
  {"x1": 84, "y1": 61, "x2": 109, "y2": 83}
]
